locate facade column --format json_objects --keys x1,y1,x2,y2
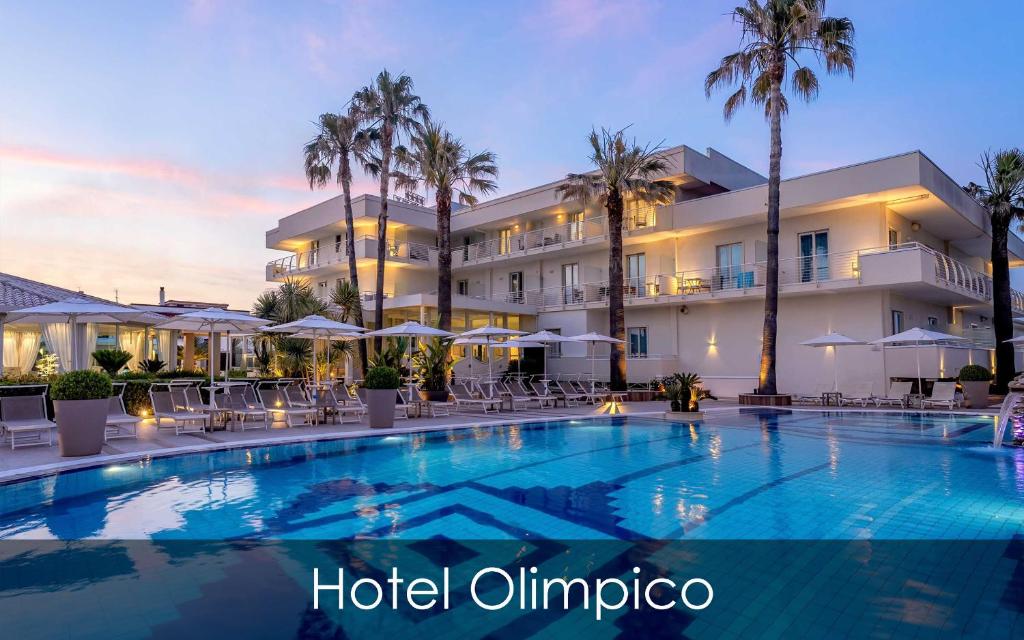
[
  {"x1": 419, "y1": 305, "x2": 426, "y2": 324},
  {"x1": 183, "y1": 333, "x2": 195, "y2": 371}
]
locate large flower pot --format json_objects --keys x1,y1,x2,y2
[
  {"x1": 366, "y1": 389, "x2": 397, "y2": 429},
  {"x1": 53, "y1": 398, "x2": 107, "y2": 457},
  {"x1": 961, "y1": 381, "x2": 990, "y2": 408}
]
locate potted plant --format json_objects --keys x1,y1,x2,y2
[
  {"x1": 363, "y1": 366, "x2": 400, "y2": 429},
  {"x1": 92, "y1": 348, "x2": 133, "y2": 375},
  {"x1": 958, "y1": 365, "x2": 992, "y2": 408},
  {"x1": 664, "y1": 372, "x2": 703, "y2": 420},
  {"x1": 50, "y1": 370, "x2": 113, "y2": 456},
  {"x1": 413, "y1": 336, "x2": 455, "y2": 402}
]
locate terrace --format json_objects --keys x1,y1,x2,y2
[{"x1": 267, "y1": 236, "x2": 437, "y2": 280}]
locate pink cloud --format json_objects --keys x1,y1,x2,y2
[{"x1": 529, "y1": 0, "x2": 657, "y2": 41}]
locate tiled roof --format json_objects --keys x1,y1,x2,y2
[{"x1": 0, "y1": 272, "x2": 115, "y2": 313}]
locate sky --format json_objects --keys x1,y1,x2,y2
[{"x1": 1, "y1": 0, "x2": 1022, "y2": 309}]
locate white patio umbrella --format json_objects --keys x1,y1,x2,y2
[
  {"x1": 453, "y1": 337, "x2": 489, "y2": 380},
  {"x1": 800, "y1": 332, "x2": 865, "y2": 392},
  {"x1": 363, "y1": 321, "x2": 455, "y2": 400},
  {"x1": 519, "y1": 330, "x2": 576, "y2": 383},
  {"x1": 155, "y1": 308, "x2": 267, "y2": 385},
  {"x1": 262, "y1": 315, "x2": 366, "y2": 395},
  {"x1": 457, "y1": 325, "x2": 527, "y2": 383},
  {"x1": 7, "y1": 296, "x2": 159, "y2": 370},
  {"x1": 871, "y1": 327, "x2": 967, "y2": 395},
  {"x1": 568, "y1": 332, "x2": 625, "y2": 384}
]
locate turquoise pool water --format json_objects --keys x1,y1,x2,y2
[{"x1": 0, "y1": 409, "x2": 1021, "y2": 540}]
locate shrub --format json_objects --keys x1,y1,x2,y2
[
  {"x1": 156, "y1": 369, "x2": 206, "y2": 379},
  {"x1": 115, "y1": 370, "x2": 153, "y2": 381},
  {"x1": 0, "y1": 371, "x2": 51, "y2": 386},
  {"x1": 142, "y1": 357, "x2": 166, "y2": 373},
  {"x1": 50, "y1": 370, "x2": 112, "y2": 401},
  {"x1": 363, "y1": 366, "x2": 400, "y2": 390},
  {"x1": 92, "y1": 349, "x2": 133, "y2": 375},
  {"x1": 412, "y1": 337, "x2": 454, "y2": 392},
  {"x1": 959, "y1": 365, "x2": 993, "y2": 382}
]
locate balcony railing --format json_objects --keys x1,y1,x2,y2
[
  {"x1": 268, "y1": 236, "x2": 436, "y2": 277},
  {"x1": 454, "y1": 216, "x2": 608, "y2": 266}
]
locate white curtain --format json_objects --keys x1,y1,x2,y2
[
  {"x1": 118, "y1": 329, "x2": 146, "y2": 370},
  {"x1": 81, "y1": 323, "x2": 99, "y2": 370},
  {"x1": 15, "y1": 331, "x2": 41, "y2": 373},
  {"x1": 156, "y1": 330, "x2": 175, "y2": 371},
  {"x1": 42, "y1": 323, "x2": 73, "y2": 372},
  {"x1": 2, "y1": 331, "x2": 16, "y2": 371}
]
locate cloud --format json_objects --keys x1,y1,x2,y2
[{"x1": 527, "y1": 0, "x2": 658, "y2": 41}]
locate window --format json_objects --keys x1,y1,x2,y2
[
  {"x1": 462, "y1": 237, "x2": 471, "y2": 261},
  {"x1": 567, "y1": 211, "x2": 585, "y2": 241},
  {"x1": 891, "y1": 310, "x2": 904, "y2": 335},
  {"x1": 626, "y1": 253, "x2": 646, "y2": 296},
  {"x1": 716, "y1": 242, "x2": 743, "y2": 289},
  {"x1": 509, "y1": 272, "x2": 524, "y2": 303},
  {"x1": 628, "y1": 327, "x2": 648, "y2": 358},
  {"x1": 335, "y1": 234, "x2": 343, "y2": 253},
  {"x1": 309, "y1": 240, "x2": 320, "y2": 266},
  {"x1": 498, "y1": 228, "x2": 513, "y2": 255},
  {"x1": 927, "y1": 316, "x2": 938, "y2": 328},
  {"x1": 561, "y1": 263, "x2": 580, "y2": 304},
  {"x1": 317, "y1": 280, "x2": 328, "y2": 295},
  {"x1": 548, "y1": 328, "x2": 563, "y2": 357},
  {"x1": 457, "y1": 280, "x2": 469, "y2": 296},
  {"x1": 888, "y1": 228, "x2": 899, "y2": 250},
  {"x1": 798, "y1": 230, "x2": 829, "y2": 282}
]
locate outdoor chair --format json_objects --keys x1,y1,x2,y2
[
  {"x1": 793, "y1": 383, "x2": 831, "y2": 405},
  {"x1": 184, "y1": 385, "x2": 213, "y2": 413},
  {"x1": 530, "y1": 380, "x2": 557, "y2": 406},
  {"x1": 592, "y1": 381, "x2": 626, "y2": 404},
  {"x1": 555, "y1": 380, "x2": 587, "y2": 407},
  {"x1": 0, "y1": 394, "x2": 56, "y2": 449},
  {"x1": 324, "y1": 386, "x2": 366, "y2": 424},
  {"x1": 105, "y1": 392, "x2": 140, "y2": 441},
  {"x1": 839, "y1": 382, "x2": 873, "y2": 407},
  {"x1": 874, "y1": 381, "x2": 914, "y2": 408},
  {"x1": 150, "y1": 390, "x2": 208, "y2": 435},
  {"x1": 448, "y1": 382, "x2": 500, "y2": 414},
  {"x1": 501, "y1": 379, "x2": 542, "y2": 411},
  {"x1": 221, "y1": 390, "x2": 268, "y2": 430},
  {"x1": 284, "y1": 384, "x2": 314, "y2": 409},
  {"x1": 258, "y1": 388, "x2": 316, "y2": 427},
  {"x1": 921, "y1": 381, "x2": 960, "y2": 410}
]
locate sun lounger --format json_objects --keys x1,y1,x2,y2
[
  {"x1": 874, "y1": 381, "x2": 913, "y2": 408},
  {"x1": 921, "y1": 381, "x2": 960, "y2": 410},
  {"x1": 839, "y1": 382, "x2": 873, "y2": 407},
  {"x1": 324, "y1": 386, "x2": 367, "y2": 423},
  {"x1": 591, "y1": 381, "x2": 626, "y2": 404},
  {"x1": 184, "y1": 386, "x2": 214, "y2": 412},
  {"x1": 150, "y1": 390, "x2": 208, "y2": 435},
  {"x1": 530, "y1": 380, "x2": 560, "y2": 407},
  {"x1": 284, "y1": 384, "x2": 314, "y2": 409},
  {"x1": 0, "y1": 394, "x2": 56, "y2": 449},
  {"x1": 258, "y1": 388, "x2": 316, "y2": 427},
  {"x1": 448, "y1": 382, "x2": 500, "y2": 413},
  {"x1": 221, "y1": 389, "x2": 269, "y2": 430},
  {"x1": 793, "y1": 384, "x2": 831, "y2": 405},
  {"x1": 105, "y1": 394, "x2": 140, "y2": 441},
  {"x1": 555, "y1": 380, "x2": 587, "y2": 407}
]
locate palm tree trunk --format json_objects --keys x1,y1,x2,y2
[
  {"x1": 992, "y1": 214, "x2": 1014, "y2": 394},
  {"x1": 436, "y1": 188, "x2": 453, "y2": 331},
  {"x1": 341, "y1": 155, "x2": 368, "y2": 376},
  {"x1": 758, "y1": 71, "x2": 784, "y2": 396},
  {"x1": 374, "y1": 127, "x2": 392, "y2": 355},
  {"x1": 607, "y1": 189, "x2": 627, "y2": 391}
]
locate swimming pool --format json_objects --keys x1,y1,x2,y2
[{"x1": 1, "y1": 409, "x2": 1021, "y2": 541}]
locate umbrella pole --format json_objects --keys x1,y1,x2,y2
[
  {"x1": 833, "y1": 346, "x2": 838, "y2": 392},
  {"x1": 69, "y1": 316, "x2": 76, "y2": 371},
  {"x1": 225, "y1": 331, "x2": 231, "y2": 382},
  {"x1": 209, "y1": 329, "x2": 215, "y2": 387},
  {"x1": 312, "y1": 337, "x2": 318, "y2": 401},
  {"x1": 916, "y1": 342, "x2": 922, "y2": 397}
]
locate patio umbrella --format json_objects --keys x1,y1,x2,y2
[
  {"x1": 519, "y1": 330, "x2": 576, "y2": 383},
  {"x1": 453, "y1": 337, "x2": 489, "y2": 380},
  {"x1": 493, "y1": 339, "x2": 544, "y2": 379},
  {"x1": 568, "y1": 332, "x2": 625, "y2": 384},
  {"x1": 262, "y1": 315, "x2": 366, "y2": 395},
  {"x1": 363, "y1": 321, "x2": 455, "y2": 401},
  {"x1": 457, "y1": 325, "x2": 527, "y2": 383},
  {"x1": 800, "y1": 332, "x2": 865, "y2": 392},
  {"x1": 7, "y1": 296, "x2": 159, "y2": 370},
  {"x1": 155, "y1": 308, "x2": 267, "y2": 385},
  {"x1": 871, "y1": 327, "x2": 966, "y2": 394}
]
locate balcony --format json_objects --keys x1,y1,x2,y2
[
  {"x1": 267, "y1": 236, "x2": 437, "y2": 280},
  {"x1": 495, "y1": 242, "x2": 1024, "y2": 313}
]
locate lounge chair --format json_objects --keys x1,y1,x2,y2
[
  {"x1": 0, "y1": 394, "x2": 56, "y2": 449},
  {"x1": 221, "y1": 390, "x2": 269, "y2": 430},
  {"x1": 793, "y1": 384, "x2": 831, "y2": 405},
  {"x1": 921, "y1": 381, "x2": 960, "y2": 410},
  {"x1": 105, "y1": 393, "x2": 140, "y2": 441},
  {"x1": 569, "y1": 379, "x2": 602, "y2": 404},
  {"x1": 507, "y1": 379, "x2": 550, "y2": 409},
  {"x1": 530, "y1": 380, "x2": 558, "y2": 406},
  {"x1": 874, "y1": 381, "x2": 913, "y2": 408},
  {"x1": 448, "y1": 382, "x2": 500, "y2": 413},
  {"x1": 284, "y1": 384, "x2": 314, "y2": 409},
  {"x1": 555, "y1": 380, "x2": 587, "y2": 407},
  {"x1": 150, "y1": 390, "x2": 208, "y2": 435},
  {"x1": 259, "y1": 388, "x2": 316, "y2": 427},
  {"x1": 324, "y1": 386, "x2": 367, "y2": 423},
  {"x1": 184, "y1": 385, "x2": 214, "y2": 412},
  {"x1": 839, "y1": 382, "x2": 873, "y2": 407},
  {"x1": 592, "y1": 381, "x2": 626, "y2": 404}
]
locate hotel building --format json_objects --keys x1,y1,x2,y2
[{"x1": 265, "y1": 147, "x2": 1024, "y2": 397}]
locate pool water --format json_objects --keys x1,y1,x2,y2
[{"x1": 1, "y1": 409, "x2": 1020, "y2": 541}]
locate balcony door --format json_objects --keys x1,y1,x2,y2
[
  {"x1": 799, "y1": 230, "x2": 829, "y2": 282},
  {"x1": 626, "y1": 253, "x2": 646, "y2": 296},
  {"x1": 498, "y1": 228, "x2": 513, "y2": 255},
  {"x1": 509, "y1": 271, "x2": 523, "y2": 303},
  {"x1": 567, "y1": 211, "x2": 584, "y2": 241},
  {"x1": 309, "y1": 240, "x2": 320, "y2": 267},
  {"x1": 716, "y1": 242, "x2": 743, "y2": 289},
  {"x1": 562, "y1": 263, "x2": 580, "y2": 304}
]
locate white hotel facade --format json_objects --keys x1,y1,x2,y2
[{"x1": 265, "y1": 147, "x2": 1024, "y2": 398}]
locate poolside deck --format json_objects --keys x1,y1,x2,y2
[{"x1": 0, "y1": 399, "x2": 1002, "y2": 482}]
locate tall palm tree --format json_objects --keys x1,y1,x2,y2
[
  {"x1": 304, "y1": 109, "x2": 370, "y2": 373},
  {"x1": 966, "y1": 149, "x2": 1024, "y2": 393},
  {"x1": 556, "y1": 127, "x2": 675, "y2": 390},
  {"x1": 251, "y1": 278, "x2": 327, "y2": 376},
  {"x1": 705, "y1": 0, "x2": 855, "y2": 395},
  {"x1": 352, "y1": 70, "x2": 430, "y2": 352},
  {"x1": 394, "y1": 121, "x2": 498, "y2": 330}
]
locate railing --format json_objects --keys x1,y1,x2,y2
[
  {"x1": 268, "y1": 236, "x2": 436, "y2": 276},
  {"x1": 624, "y1": 203, "x2": 656, "y2": 231},
  {"x1": 454, "y1": 216, "x2": 608, "y2": 266}
]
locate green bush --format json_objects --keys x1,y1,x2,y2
[
  {"x1": 119, "y1": 380, "x2": 153, "y2": 416},
  {"x1": 363, "y1": 366, "x2": 400, "y2": 390},
  {"x1": 50, "y1": 370, "x2": 112, "y2": 401},
  {"x1": 92, "y1": 349, "x2": 133, "y2": 375},
  {"x1": 142, "y1": 357, "x2": 166, "y2": 373},
  {"x1": 412, "y1": 337, "x2": 454, "y2": 392},
  {"x1": 156, "y1": 369, "x2": 206, "y2": 379},
  {"x1": 0, "y1": 371, "x2": 52, "y2": 386},
  {"x1": 959, "y1": 364, "x2": 993, "y2": 382}
]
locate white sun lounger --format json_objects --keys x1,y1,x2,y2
[
  {"x1": 920, "y1": 381, "x2": 960, "y2": 410},
  {"x1": 258, "y1": 388, "x2": 316, "y2": 427},
  {"x1": 0, "y1": 394, "x2": 56, "y2": 449},
  {"x1": 150, "y1": 390, "x2": 208, "y2": 435},
  {"x1": 839, "y1": 382, "x2": 873, "y2": 407},
  {"x1": 874, "y1": 381, "x2": 913, "y2": 408},
  {"x1": 448, "y1": 382, "x2": 500, "y2": 413}
]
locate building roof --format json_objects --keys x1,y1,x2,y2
[{"x1": 0, "y1": 271, "x2": 114, "y2": 313}]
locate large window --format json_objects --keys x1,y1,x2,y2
[
  {"x1": 567, "y1": 211, "x2": 584, "y2": 241},
  {"x1": 891, "y1": 309, "x2": 904, "y2": 335},
  {"x1": 561, "y1": 263, "x2": 580, "y2": 304},
  {"x1": 309, "y1": 240, "x2": 320, "y2": 266},
  {"x1": 626, "y1": 253, "x2": 646, "y2": 296},
  {"x1": 498, "y1": 228, "x2": 513, "y2": 255},
  {"x1": 509, "y1": 272, "x2": 524, "y2": 303},
  {"x1": 716, "y1": 242, "x2": 743, "y2": 289},
  {"x1": 628, "y1": 327, "x2": 648, "y2": 358},
  {"x1": 798, "y1": 230, "x2": 829, "y2": 282}
]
